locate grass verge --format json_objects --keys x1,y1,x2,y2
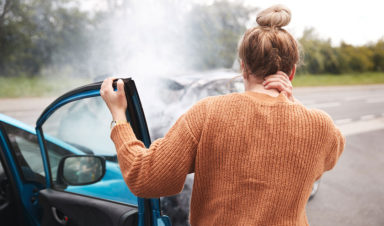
[
  {"x1": 293, "y1": 72, "x2": 384, "y2": 87},
  {"x1": 0, "y1": 76, "x2": 90, "y2": 98},
  {"x1": 0, "y1": 72, "x2": 384, "y2": 97}
]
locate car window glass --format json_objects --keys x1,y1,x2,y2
[
  {"x1": 2, "y1": 123, "x2": 45, "y2": 184},
  {"x1": 43, "y1": 96, "x2": 115, "y2": 156},
  {"x1": 41, "y1": 96, "x2": 137, "y2": 205},
  {"x1": 45, "y1": 141, "x2": 72, "y2": 182}
]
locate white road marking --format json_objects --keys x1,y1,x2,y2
[
  {"x1": 366, "y1": 98, "x2": 384, "y2": 104},
  {"x1": 339, "y1": 117, "x2": 384, "y2": 136},
  {"x1": 306, "y1": 102, "x2": 341, "y2": 109},
  {"x1": 301, "y1": 100, "x2": 316, "y2": 105},
  {"x1": 345, "y1": 96, "x2": 363, "y2": 101},
  {"x1": 345, "y1": 94, "x2": 384, "y2": 102},
  {"x1": 361, "y1": 114, "x2": 375, "y2": 120},
  {"x1": 335, "y1": 118, "x2": 352, "y2": 125}
]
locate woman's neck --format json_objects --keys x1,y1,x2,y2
[{"x1": 244, "y1": 77, "x2": 280, "y2": 97}]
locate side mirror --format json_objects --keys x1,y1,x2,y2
[{"x1": 57, "y1": 155, "x2": 106, "y2": 186}]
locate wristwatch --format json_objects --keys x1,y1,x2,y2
[{"x1": 110, "y1": 120, "x2": 128, "y2": 130}]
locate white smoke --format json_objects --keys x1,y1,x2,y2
[
  {"x1": 83, "y1": 0, "x2": 198, "y2": 136},
  {"x1": 91, "y1": 0, "x2": 191, "y2": 78}
]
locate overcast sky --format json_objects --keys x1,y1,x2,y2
[
  {"x1": 241, "y1": 0, "x2": 384, "y2": 46},
  {"x1": 83, "y1": 0, "x2": 384, "y2": 46}
]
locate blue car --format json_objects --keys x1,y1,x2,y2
[{"x1": 0, "y1": 79, "x2": 171, "y2": 226}]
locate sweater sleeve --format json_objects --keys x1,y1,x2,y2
[
  {"x1": 110, "y1": 99, "x2": 207, "y2": 198},
  {"x1": 323, "y1": 121, "x2": 346, "y2": 171}
]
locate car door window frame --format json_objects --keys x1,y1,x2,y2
[
  {"x1": 35, "y1": 78, "x2": 167, "y2": 226},
  {"x1": 0, "y1": 122, "x2": 46, "y2": 186}
]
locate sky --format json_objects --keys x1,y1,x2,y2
[
  {"x1": 81, "y1": 0, "x2": 384, "y2": 46},
  {"x1": 240, "y1": 0, "x2": 384, "y2": 46}
]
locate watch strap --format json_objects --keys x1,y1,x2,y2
[{"x1": 110, "y1": 120, "x2": 128, "y2": 130}]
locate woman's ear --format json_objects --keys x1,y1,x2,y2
[
  {"x1": 289, "y1": 65, "x2": 296, "y2": 81},
  {"x1": 240, "y1": 61, "x2": 248, "y2": 79}
]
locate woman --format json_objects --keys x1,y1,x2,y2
[{"x1": 101, "y1": 5, "x2": 345, "y2": 226}]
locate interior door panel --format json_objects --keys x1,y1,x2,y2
[{"x1": 39, "y1": 189, "x2": 138, "y2": 226}]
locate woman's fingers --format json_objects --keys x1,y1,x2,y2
[
  {"x1": 266, "y1": 81, "x2": 293, "y2": 101},
  {"x1": 117, "y1": 79, "x2": 125, "y2": 96},
  {"x1": 263, "y1": 78, "x2": 289, "y2": 88},
  {"x1": 105, "y1": 77, "x2": 116, "y2": 93},
  {"x1": 100, "y1": 77, "x2": 128, "y2": 121},
  {"x1": 263, "y1": 71, "x2": 293, "y2": 101},
  {"x1": 264, "y1": 81, "x2": 286, "y2": 91},
  {"x1": 101, "y1": 77, "x2": 117, "y2": 97}
]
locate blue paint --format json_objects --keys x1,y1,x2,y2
[
  {"x1": 0, "y1": 125, "x2": 40, "y2": 226},
  {"x1": 65, "y1": 161, "x2": 138, "y2": 205},
  {"x1": 0, "y1": 113, "x2": 37, "y2": 134},
  {"x1": 36, "y1": 128, "x2": 51, "y2": 188}
]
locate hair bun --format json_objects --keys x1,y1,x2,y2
[{"x1": 256, "y1": 5, "x2": 291, "y2": 28}]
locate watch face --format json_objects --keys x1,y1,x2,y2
[{"x1": 110, "y1": 121, "x2": 117, "y2": 130}]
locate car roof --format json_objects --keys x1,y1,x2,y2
[{"x1": 0, "y1": 113, "x2": 36, "y2": 134}]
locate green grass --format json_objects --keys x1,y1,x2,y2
[
  {"x1": 1, "y1": 72, "x2": 384, "y2": 97},
  {"x1": 293, "y1": 72, "x2": 384, "y2": 87},
  {"x1": 0, "y1": 76, "x2": 90, "y2": 98}
]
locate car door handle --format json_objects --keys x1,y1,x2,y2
[
  {"x1": 31, "y1": 188, "x2": 39, "y2": 204},
  {"x1": 51, "y1": 207, "x2": 68, "y2": 225}
]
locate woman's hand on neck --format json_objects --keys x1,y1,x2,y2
[
  {"x1": 242, "y1": 71, "x2": 294, "y2": 101},
  {"x1": 243, "y1": 73, "x2": 280, "y2": 97}
]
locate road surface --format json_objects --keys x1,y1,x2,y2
[{"x1": 0, "y1": 84, "x2": 383, "y2": 225}]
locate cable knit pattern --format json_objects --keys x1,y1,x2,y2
[{"x1": 110, "y1": 91, "x2": 345, "y2": 226}]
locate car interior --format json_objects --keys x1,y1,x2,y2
[{"x1": 0, "y1": 141, "x2": 26, "y2": 226}]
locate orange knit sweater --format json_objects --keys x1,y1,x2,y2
[{"x1": 111, "y1": 91, "x2": 345, "y2": 226}]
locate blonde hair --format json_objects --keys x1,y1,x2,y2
[{"x1": 238, "y1": 5, "x2": 299, "y2": 78}]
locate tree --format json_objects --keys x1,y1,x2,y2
[
  {"x1": 298, "y1": 28, "x2": 341, "y2": 74},
  {"x1": 372, "y1": 38, "x2": 384, "y2": 71},
  {"x1": 185, "y1": 1, "x2": 257, "y2": 70},
  {"x1": 298, "y1": 28, "x2": 378, "y2": 74},
  {"x1": 0, "y1": 0, "x2": 93, "y2": 77}
]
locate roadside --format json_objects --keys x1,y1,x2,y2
[
  {"x1": 0, "y1": 97, "x2": 55, "y2": 125},
  {"x1": 292, "y1": 72, "x2": 384, "y2": 87},
  {"x1": 0, "y1": 76, "x2": 89, "y2": 98},
  {"x1": 306, "y1": 129, "x2": 384, "y2": 226},
  {"x1": 0, "y1": 72, "x2": 383, "y2": 98}
]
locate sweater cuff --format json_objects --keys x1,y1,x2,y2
[{"x1": 110, "y1": 123, "x2": 137, "y2": 148}]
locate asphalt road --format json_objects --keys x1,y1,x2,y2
[
  {"x1": 293, "y1": 85, "x2": 384, "y2": 226},
  {"x1": 0, "y1": 84, "x2": 383, "y2": 225}
]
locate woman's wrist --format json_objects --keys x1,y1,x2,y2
[{"x1": 112, "y1": 111, "x2": 127, "y2": 122}]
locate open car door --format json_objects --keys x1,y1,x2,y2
[{"x1": 34, "y1": 78, "x2": 169, "y2": 226}]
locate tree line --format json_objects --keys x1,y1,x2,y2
[
  {"x1": 298, "y1": 28, "x2": 384, "y2": 75},
  {"x1": 0, "y1": 0, "x2": 383, "y2": 78}
]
